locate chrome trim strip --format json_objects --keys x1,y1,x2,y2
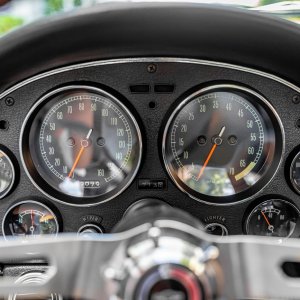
[{"x1": 0, "y1": 58, "x2": 299, "y2": 100}]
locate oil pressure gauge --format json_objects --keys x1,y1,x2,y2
[{"x1": 245, "y1": 199, "x2": 300, "y2": 238}]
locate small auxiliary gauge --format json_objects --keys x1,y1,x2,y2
[
  {"x1": 2, "y1": 201, "x2": 59, "y2": 238},
  {"x1": 290, "y1": 151, "x2": 300, "y2": 194},
  {"x1": 246, "y1": 199, "x2": 300, "y2": 238},
  {"x1": 0, "y1": 148, "x2": 15, "y2": 199}
]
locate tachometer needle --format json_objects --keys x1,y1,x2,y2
[
  {"x1": 197, "y1": 126, "x2": 225, "y2": 180},
  {"x1": 68, "y1": 129, "x2": 93, "y2": 178}
]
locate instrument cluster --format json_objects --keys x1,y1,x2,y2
[{"x1": 0, "y1": 58, "x2": 300, "y2": 238}]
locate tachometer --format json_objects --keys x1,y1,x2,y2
[
  {"x1": 21, "y1": 86, "x2": 142, "y2": 206},
  {"x1": 162, "y1": 85, "x2": 283, "y2": 204}
]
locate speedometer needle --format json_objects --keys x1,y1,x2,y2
[
  {"x1": 68, "y1": 129, "x2": 93, "y2": 179},
  {"x1": 197, "y1": 126, "x2": 225, "y2": 180}
]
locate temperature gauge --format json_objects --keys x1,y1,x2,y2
[
  {"x1": 0, "y1": 148, "x2": 15, "y2": 199},
  {"x1": 245, "y1": 199, "x2": 300, "y2": 238},
  {"x1": 2, "y1": 201, "x2": 59, "y2": 238}
]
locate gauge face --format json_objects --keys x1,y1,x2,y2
[
  {"x1": 290, "y1": 151, "x2": 300, "y2": 194},
  {"x1": 21, "y1": 86, "x2": 142, "y2": 205},
  {"x1": 0, "y1": 149, "x2": 15, "y2": 199},
  {"x1": 2, "y1": 201, "x2": 59, "y2": 238},
  {"x1": 163, "y1": 85, "x2": 283, "y2": 204},
  {"x1": 246, "y1": 199, "x2": 300, "y2": 238}
]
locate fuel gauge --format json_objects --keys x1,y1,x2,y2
[
  {"x1": 246, "y1": 199, "x2": 300, "y2": 238},
  {"x1": 2, "y1": 201, "x2": 59, "y2": 238}
]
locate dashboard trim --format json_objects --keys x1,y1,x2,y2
[
  {"x1": 0, "y1": 57, "x2": 298, "y2": 207},
  {"x1": 0, "y1": 57, "x2": 299, "y2": 102}
]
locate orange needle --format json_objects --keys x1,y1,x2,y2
[
  {"x1": 261, "y1": 211, "x2": 271, "y2": 227},
  {"x1": 68, "y1": 129, "x2": 92, "y2": 179},
  {"x1": 68, "y1": 146, "x2": 85, "y2": 178},
  {"x1": 197, "y1": 126, "x2": 225, "y2": 180},
  {"x1": 197, "y1": 144, "x2": 217, "y2": 180}
]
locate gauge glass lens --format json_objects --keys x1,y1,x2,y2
[
  {"x1": 290, "y1": 151, "x2": 300, "y2": 194},
  {"x1": 246, "y1": 199, "x2": 300, "y2": 238},
  {"x1": 0, "y1": 149, "x2": 15, "y2": 199},
  {"x1": 3, "y1": 201, "x2": 59, "y2": 238},
  {"x1": 163, "y1": 86, "x2": 282, "y2": 204},
  {"x1": 22, "y1": 87, "x2": 142, "y2": 205}
]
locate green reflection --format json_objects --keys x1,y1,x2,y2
[{"x1": 0, "y1": 15, "x2": 23, "y2": 35}]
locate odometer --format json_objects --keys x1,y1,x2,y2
[
  {"x1": 163, "y1": 85, "x2": 283, "y2": 204},
  {"x1": 21, "y1": 86, "x2": 142, "y2": 206}
]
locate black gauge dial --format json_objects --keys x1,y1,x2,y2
[
  {"x1": 21, "y1": 86, "x2": 142, "y2": 206},
  {"x1": 163, "y1": 85, "x2": 283, "y2": 204},
  {"x1": 0, "y1": 148, "x2": 15, "y2": 199},
  {"x1": 246, "y1": 199, "x2": 300, "y2": 238},
  {"x1": 290, "y1": 151, "x2": 300, "y2": 194},
  {"x1": 2, "y1": 201, "x2": 59, "y2": 238}
]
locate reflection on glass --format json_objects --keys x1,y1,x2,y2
[{"x1": 26, "y1": 88, "x2": 141, "y2": 201}]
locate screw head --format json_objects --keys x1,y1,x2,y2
[
  {"x1": 147, "y1": 64, "x2": 157, "y2": 73},
  {"x1": 5, "y1": 97, "x2": 15, "y2": 107},
  {"x1": 292, "y1": 95, "x2": 300, "y2": 104}
]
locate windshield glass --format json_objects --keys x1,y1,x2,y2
[{"x1": 0, "y1": 0, "x2": 299, "y2": 37}]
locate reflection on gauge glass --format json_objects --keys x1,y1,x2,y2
[
  {"x1": 21, "y1": 86, "x2": 142, "y2": 205},
  {"x1": 2, "y1": 201, "x2": 59, "y2": 238},
  {"x1": 0, "y1": 149, "x2": 15, "y2": 199},
  {"x1": 290, "y1": 151, "x2": 300, "y2": 194},
  {"x1": 246, "y1": 199, "x2": 300, "y2": 238},
  {"x1": 163, "y1": 85, "x2": 283, "y2": 204}
]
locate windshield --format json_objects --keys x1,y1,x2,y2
[{"x1": 0, "y1": 0, "x2": 299, "y2": 37}]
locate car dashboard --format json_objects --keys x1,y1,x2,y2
[
  {"x1": 0, "y1": 3, "x2": 300, "y2": 299},
  {"x1": 0, "y1": 56, "x2": 300, "y2": 237}
]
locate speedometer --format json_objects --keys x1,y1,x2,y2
[
  {"x1": 162, "y1": 85, "x2": 283, "y2": 205},
  {"x1": 21, "y1": 86, "x2": 142, "y2": 206}
]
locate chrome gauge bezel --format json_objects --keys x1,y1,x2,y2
[
  {"x1": 289, "y1": 150, "x2": 300, "y2": 195},
  {"x1": 162, "y1": 84, "x2": 285, "y2": 206},
  {"x1": 20, "y1": 85, "x2": 143, "y2": 207},
  {"x1": 0, "y1": 147, "x2": 16, "y2": 199},
  {"x1": 2, "y1": 200, "x2": 59, "y2": 239}
]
